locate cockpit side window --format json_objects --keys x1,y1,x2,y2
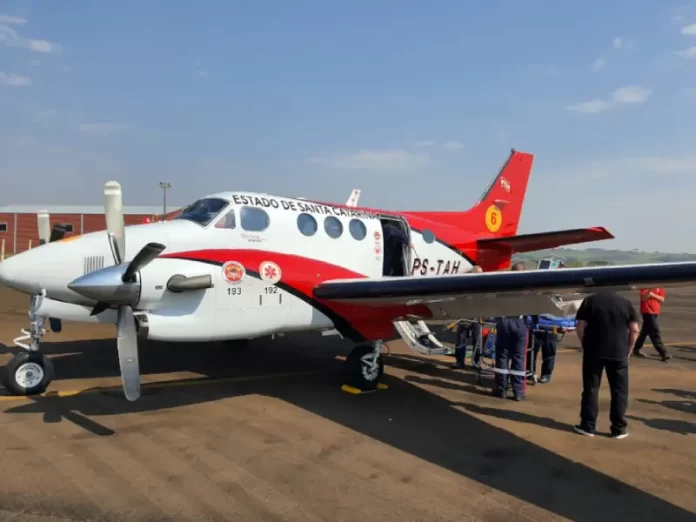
[
  {"x1": 174, "y1": 197, "x2": 229, "y2": 227},
  {"x1": 215, "y1": 208, "x2": 236, "y2": 229}
]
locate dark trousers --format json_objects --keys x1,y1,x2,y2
[
  {"x1": 526, "y1": 331, "x2": 557, "y2": 377},
  {"x1": 494, "y1": 317, "x2": 528, "y2": 397},
  {"x1": 455, "y1": 322, "x2": 481, "y2": 366},
  {"x1": 526, "y1": 332, "x2": 538, "y2": 376},
  {"x1": 580, "y1": 356, "x2": 629, "y2": 435},
  {"x1": 635, "y1": 313, "x2": 666, "y2": 357}
]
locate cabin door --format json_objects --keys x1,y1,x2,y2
[{"x1": 378, "y1": 216, "x2": 412, "y2": 276}]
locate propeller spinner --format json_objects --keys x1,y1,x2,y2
[{"x1": 67, "y1": 181, "x2": 166, "y2": 401}]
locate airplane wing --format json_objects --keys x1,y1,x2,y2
[
  {"x1": 477, "y1": 227, "x2": 613, "y2": 253},
  {"x1": 345, "y1": 189, "x2": 361, "y2": 207},
  {"x1": 313, "y1": 262, "x2": 696, "y2": 319}
]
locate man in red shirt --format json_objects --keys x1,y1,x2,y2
[{"x1": 633, "y1": 288, "x2": 671, "y2": 361}]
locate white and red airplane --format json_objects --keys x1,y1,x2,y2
[{"x1": 2, "y1": 149, "x2": 696, "y2": 402}]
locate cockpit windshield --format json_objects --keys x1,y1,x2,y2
[{"x1": 174, "y1": 197, "x2": 229, "y2": 226}]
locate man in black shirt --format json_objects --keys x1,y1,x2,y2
[{"x1": 573, "y1": 291, "x2": 640, "y2": 438}]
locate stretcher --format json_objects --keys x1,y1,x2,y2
[
  {"x1": 450, "y1": 314, "x2": 577, "y2": 386},
  {"x1": 445, "y1": 318, "x2": 497, "y2": 384}
]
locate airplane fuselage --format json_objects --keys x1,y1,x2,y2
[{"x1": 0, "y1": 191, "x2": 473, "y2": 343}]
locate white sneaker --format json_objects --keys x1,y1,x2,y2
[{"x1": 573, "y1": 425, "x2": 595, "y2": 437}]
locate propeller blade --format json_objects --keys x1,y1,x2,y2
[
  {"x1": 122, "y1": 242, "x2": 166, "y2": 282},
  {"x1": 107, "y1": 232, "x2": 123, "y2": 265},
  {"x1": 37, "y1": 210, "x2": 51, "y2": 245},
  {"x1": 116, "y1": 305, "x2": 140, "y2": 401},
  {"x1": 90, "y1": 301, "x2": 111, "y2": 316},
  {"x1": 104, "y1": 181, "x2": 125, "y2": 265},
  {"x1": 49, "y1": 224, "x2": 67, "y2": 243}
]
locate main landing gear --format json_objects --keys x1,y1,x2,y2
[
  {"x1": 3, "y1": 293, "x2": 54, "y2": 396},
  {"x1": 342, "y1": 342, "x2": 387, "y2": 395}
]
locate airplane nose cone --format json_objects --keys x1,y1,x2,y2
[
  {"x1": 68, "y1": 264, "x2": 140, "y2": 305},
  {"x1": 0, "y1": 255, "x2": 41, "y2": 294}
]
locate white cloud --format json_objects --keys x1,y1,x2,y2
[
  {"x1": 591, "y1": 58, "x2": 606, "y2": 72},
  {"x1": 0, "y1": 14, "x2": 26, "y2": 25},
  {"x1": 0, "y1": 23, "x2": 61, "y2": 53},
  {"x1": 611, "y1": 85, "x2": 651, "y2": 104},
  {"x1": 612, "y1": 36, "x2": 633, "y2": 49},
  {"x1": 307, "y1": 149, "x2": 431, "y2": 171},
  {"x1": 441, "y1": 140, "x2": 464, "y2": 150},
  {"x1": 0, "y1": 72, "x2": 31, "y2": 86},
  {"x1": 589, "y1": 38, "x2": 633, "y2": 74},
  {"x1": 78, "y1": 123, "x2": 131, "y2": 135},
  {"x1": 564, "y1": 85, "x2": 651, "y2": 114},
  {"x1": 564, "y1": 99, "x2": 613, "y2": 114},
  {"x1": 414, "y1": 140, "x2": 436, "y2": 147},
  {"x1": 675, "y1": 46, "x2": 696, "y2": 58},
  {"x1": 682, "y1": 23, "x2": 696, "y2": 35}
]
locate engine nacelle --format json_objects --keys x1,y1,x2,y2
[
  {"x1": 35, "y1": 296, "x2": 118, "y2": 324},
  {"x1": 135, "y1": 312, "x2": 218, "y2": 342}
]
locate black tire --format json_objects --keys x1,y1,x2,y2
[
  {"x1": 3, "y1": 351, "x2": 53, "y2": 396},
  {"x1": 344, "y1": 344, "x2": 384, "y2": 391}
]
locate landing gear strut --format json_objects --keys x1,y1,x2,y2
[
  {"x1": 343, "y1": 342, "x2": 385, "y2": 393},
  {"x1": 4, "y1": 293, "x2": 54, "y2": 396}
]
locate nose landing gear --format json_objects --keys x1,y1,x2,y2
[{"x1": 3, "y1": 293, "x2": 54, "y2": 396}]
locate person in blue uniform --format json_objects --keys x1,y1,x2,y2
[
  {"x1": 525, "y1": 316, "x2": 558, "y2": 384},
  {"x1": 525, "y1": 315, "x2": 541, "y2": 381},
  {"x1": 382, "y1": 221, "x2": 413, "y2": 276},
  {"x1": 539, "y1": 328, "x2": 558, "y2": 383},
  {"x1": 493, "y1": 262, "x2": 528, "y2": 400}
]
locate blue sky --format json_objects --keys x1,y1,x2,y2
[{"x1": 2, "y1": 0, "x2": 696, "y2": 252}]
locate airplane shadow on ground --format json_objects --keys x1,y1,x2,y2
[
  {"x1": 2, "y1": 335, "x2": 695, "y2": 521},
  {"x1": 626, "y1": 415, "x2": 696, "y2": 436},
  {"x1": 626, "y1": 388, "x2": 696, "y2": 436}
]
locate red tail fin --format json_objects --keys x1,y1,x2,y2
[{"x1": 411, "y1": 149, "x2": 534, "y2": 238}]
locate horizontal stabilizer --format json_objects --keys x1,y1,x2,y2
[{"x1": 477, "y1": 227, "x2": 613, "y2": 253}]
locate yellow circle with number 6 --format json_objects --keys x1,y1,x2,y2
[{"x1": 485, "y1": 205, "x2": 502, "y2": 232}]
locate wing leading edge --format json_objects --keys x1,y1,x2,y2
[{"x1": 313, "y1": 262, "x2": 696, "y2": 319}]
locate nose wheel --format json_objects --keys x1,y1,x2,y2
[
  {"x1": 4, "y1": 292, "x2": 54, "y2": 397},
  {"x1": 3, "y1": 351, "x2": 53, "y2": 396}
]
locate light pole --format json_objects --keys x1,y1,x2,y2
[{"x1": 159, "y1": 181, "x2": 171, "y2": 215}]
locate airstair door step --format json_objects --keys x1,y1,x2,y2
[{"x1": 393, "y1": 319, "x2": 453, "y2": 356}]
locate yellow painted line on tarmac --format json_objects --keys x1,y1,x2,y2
[{"x1": 0, "y1": 369, "x2": 334, "y2": 403}]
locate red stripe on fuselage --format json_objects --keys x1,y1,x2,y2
[{"x1": 160, "y1": 249, "x2": 431, "y2": 341}]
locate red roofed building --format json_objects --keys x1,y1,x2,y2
[{"x1": 0, "y1": 204, "x2": 180, "y2": 256}]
